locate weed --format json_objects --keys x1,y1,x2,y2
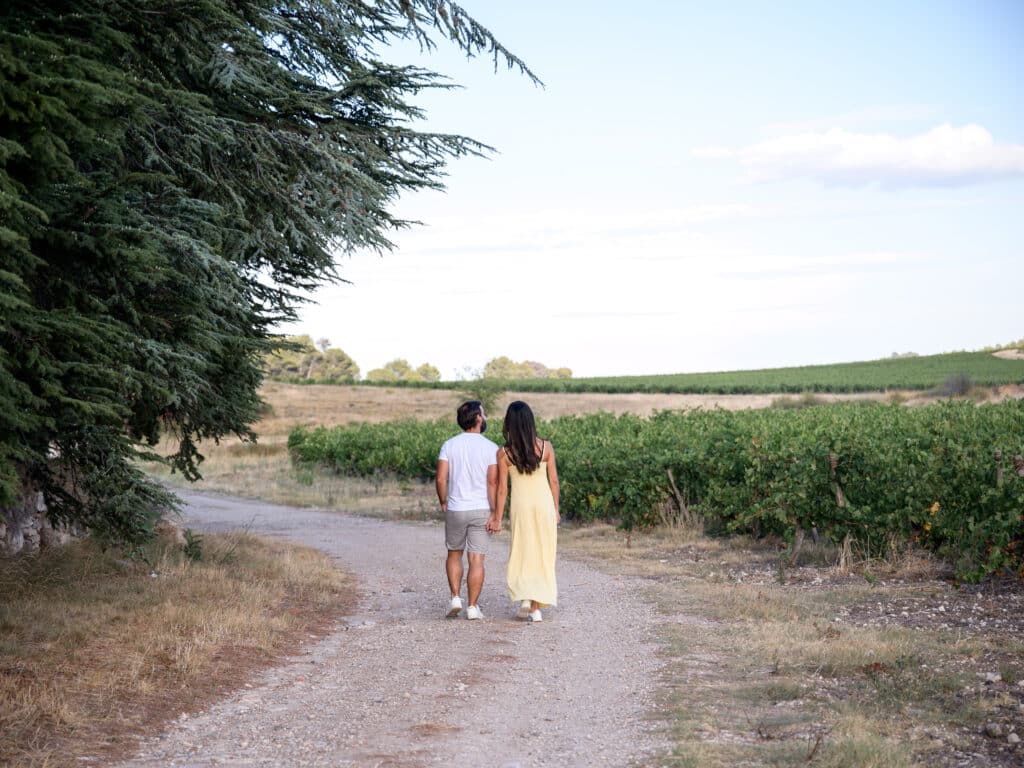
[
  {"x1": 937, "y1": 371, "x2": 973, "y2": 397},
  {"x1": 183, "y1": 529, "x2": 203, "y2": 562}
]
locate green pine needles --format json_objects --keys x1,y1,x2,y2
[{"x1": 0, "y1": 1, "x2": 534, "y2": 546}]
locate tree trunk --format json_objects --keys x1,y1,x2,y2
[
  {"x1": 788, "y1": 526, "x2": 806, "y2": 567},
  {"x1": 2, "y1": 483, "x2": 42, "y2": 555}
]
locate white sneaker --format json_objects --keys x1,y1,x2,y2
[
  {"x1": 446, "y1": 596, "x2": 463, "y2": 618},
  {"x1": 528, "y1": 609, "x2": 543, "y2": 623},
  {"x1": 466, "y1": 605, "x2": 484, "y2": 620},
  {"x1": 515, "y1": 600, "x2": 531, "y2": 619}
]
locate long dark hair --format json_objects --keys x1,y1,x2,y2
[{"x1": 502, "y1": 401, "x2": 541, "y2": 474}]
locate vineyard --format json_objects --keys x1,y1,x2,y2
[
  {"x1": 476, "y1": 351, "x2": 1024, "y2": 394},
  {"x1": 289, "y1": 398, "x2": 1024, "y2": 580}
]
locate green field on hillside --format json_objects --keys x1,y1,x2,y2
[{"x1": 462, "y1": 351, "x2": 1024, "y2": 394}]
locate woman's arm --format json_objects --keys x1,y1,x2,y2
[
  {"x1": 488, "y1": 449, "x2": 509, "y2": 532},
  {"x1": 546, "y1": 443, "x2": 561, "y2": 523}
]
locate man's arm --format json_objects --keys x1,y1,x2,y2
[
  {"x1": 487, "y1": 450, "x2": 507, "y2": 533},
  {"x1": 486, "y1": 463, "x2": 498, "y2": 515},
  {"x1": 435, "y1": 458, "x2": 449, "y2": 512}
]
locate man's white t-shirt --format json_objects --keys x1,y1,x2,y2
[{"x1": 438, "y1": 432, "x2": 498, "y2": 512}]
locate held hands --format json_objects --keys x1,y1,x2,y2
[{"x1": 485, "y1": 514, "x2": 502, "y2": 534}]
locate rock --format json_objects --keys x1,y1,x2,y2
[
  {"x1": 985, "y1": 722, "x2": 1004, "y2": 738},
  {"x1": 39, "y1": 519, "x2": 71, "y2": 549},
  {"x1": 1008, "y1": 733, "x2": 1020, "y2": 745},
  {"x1": 21, "y1": 524, "x2": 40, "y2": 553},
  {"x1": 3, "y1": 515, "x2": 24, "y2": 555},
  {"x1": 978, "y1": 672, "x2": 1002, "y2": 683}
]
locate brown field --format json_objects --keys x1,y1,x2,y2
[
  {"x1": 994, "y1": 349, "x2": 1024, "y2": 361},
  {"x1": 259, "y1": 380, "x2": 895, "y2": 428}
]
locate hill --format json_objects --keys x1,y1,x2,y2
[{"x1": 457, "y1": 350, "x2": 1024, "y2": 395}]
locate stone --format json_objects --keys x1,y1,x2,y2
[
  {"x1": 39, "y1": 519, "x2": 71, "y2": 549},
  {"x1": 985, "y1": 722, "x2": 1004, "y2": 738},
  {"x1": 21, "y1": 524, "x2": 40, "y2": 553},
  {"x1": 1008, "y1": 732, "x2": 1020, "y2": 745},
  {"x1": 4, "y1": 520, "x2": 24, "y2": 554}
]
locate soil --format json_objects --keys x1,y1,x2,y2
[{"x1": 994, "y1": 349, "x2": 1024, "y2": 361}]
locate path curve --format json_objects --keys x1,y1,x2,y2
[{"x1": 115, "y1": 490, "x2": 668, "y2": 768}]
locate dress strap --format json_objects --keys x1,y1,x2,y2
[{"x1": 538, "y1": 439, "x2": 545, "y2": 461}]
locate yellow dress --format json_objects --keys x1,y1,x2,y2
[{"x1": 506, "y1": 449, "x2": 558, "y2": 607}]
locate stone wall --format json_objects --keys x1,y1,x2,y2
[{"x1": 1, "y1": 492, "x2": 75, "y2": 555}]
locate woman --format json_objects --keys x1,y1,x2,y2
[{"x1": 487, "y1": 401, "x2": 560, "y2": 622}]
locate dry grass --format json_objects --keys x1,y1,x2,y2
[
  {"x1": 151, "y1": 441, "x2": 438, "y2": 520},
  {"x1": 0, "y1": 534, "x2": 353, "y2": 767},
  {"x1": 558, "y1": 525, "x2": 1021, "y2": 767}
]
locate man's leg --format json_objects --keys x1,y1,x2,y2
[
  {"x1": 446, "y1": 549, "x2": 464, "y2": 597},
  {"x1": 466, "y1": 552, "x2": 485, "y2": 607}
]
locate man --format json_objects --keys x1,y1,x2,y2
[{"x1": 436, "y1": 400, "x2": 498, "y2": 619}]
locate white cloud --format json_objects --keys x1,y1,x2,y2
[
  {"x1": 695, "y1": 124, "x2": 1024, "y2": 187},
  {"x1": 759, "y1": 104, "x2": 939, "y2": 137}
]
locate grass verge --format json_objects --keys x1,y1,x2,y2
[
  {"x1": 0, "y1": 532, "x2": 354, "y2": 767},
  {"x1": 558, "y1": 524, "x2": 1024, "y2": 768}
]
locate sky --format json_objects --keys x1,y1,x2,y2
[{"x1": 278, "y1": 1, "x2": 1024, "y2": 379}]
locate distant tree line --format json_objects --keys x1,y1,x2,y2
[
  {"x1": 482, "y1": 356, "x2": 572, "y2": 380},
  {"x1": 264, "y1": 336, "x2": 361, "y2": 382},
  {"x1": 263, "y1": 340, "x2": 570, "y2": 384}
]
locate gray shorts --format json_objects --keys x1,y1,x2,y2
[{"x1": 445, "y1": 508, "x2": 490, "y2": 554}]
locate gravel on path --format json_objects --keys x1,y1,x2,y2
[{"x1": 114, "y1": 490, "x2": 669, "y2": 768}]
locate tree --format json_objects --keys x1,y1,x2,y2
[
  {"x1": 365, "y1": 368, "x2": 399, "y2": 383},
  {"x1": 263, "y1": 336, "x2": 359, "y2": 382},
  {"x1": 264, "y1": 336, "x2": 318, "y2": 378},
  {"x1": 313, "y1": 349, "x2": 360, "y2": 383},
  {"x1": 482, "y1": 357, "x2": 572, "y2": 380},
  {"x1": 483, "y1": 356, "x2": 523, "y2": 379},
  {"x1": 366, "y1": 358, "x2": 441, "y2": 383},
  {"x1": 416, "y1": 363, "x2": 441, "y2": 383},
  {"x1": 0, "y1": 1, "x2": 535, "y2": 548}
]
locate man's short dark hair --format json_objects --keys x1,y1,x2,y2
[{"x1": 457, "y1": 400, "x2": 483, "y2": 431}]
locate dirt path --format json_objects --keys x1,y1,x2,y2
[{"x1": 115, "y1": 490, "x2": 669, "y2": 768}]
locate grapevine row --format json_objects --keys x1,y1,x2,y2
[{"x1": 288, "y1": 399, "x2": 1024, "y2": 580}]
